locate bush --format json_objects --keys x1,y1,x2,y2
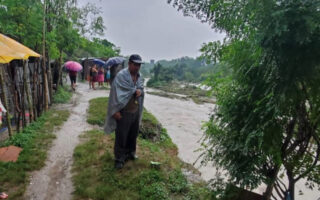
[
  {"x1": 168, "y1": 169, "x2": 188, "y2": 193},
  {"x1": 53, "y1": 86, "x2": 72, "y2": 103}
]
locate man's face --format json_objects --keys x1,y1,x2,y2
[{"x1": 128, "y1": 61, "x2": 141, "y2": 74}]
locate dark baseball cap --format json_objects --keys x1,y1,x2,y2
[{"x1": 129, "y1": 54, "x2": 144, "y2": 64}]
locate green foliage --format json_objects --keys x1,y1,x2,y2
[
  {"x1": 168, "y1": 169, "x2": 188, "y2": 193},
  {"x1": 53, "y1": 86, "x2": 72, "y2": 104},
  {"x1": 169, "y1": 0, "x2": 320, "y2": 198},
  {"x1": 0, "y1": 110, "x2": 70, "y2": 199},
  {"x1": 140, "y1": 182, "x2": 169, "y2": 200},
  {"x1": 73, "y1": 37, "x2": 119, "y2": 59},
  {"x1": 0, "y1": 0, "x2": 119, "y2": 60},
  {"x1": 147, "y1": 57, "x2": 216, "y2": 85}
]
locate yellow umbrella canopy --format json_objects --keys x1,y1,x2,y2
[{"x1": 0, "y1": 33, "x2": 40, "y2": 64}]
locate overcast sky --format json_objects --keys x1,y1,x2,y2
[{"x1": 78, "y1": 0, "x2": 224, "y2": 62}]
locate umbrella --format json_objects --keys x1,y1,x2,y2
[
  {"x1": 105, "y1": 57, "x2": 126, "y2": 68},
  {"x1": 64, "y1": 61, "x2": 83, "y2": 72},
  {"x1": 93, "y1": 58, "x2": 106, "y2": 66},
  {"x1": 0, "y1": 33, "x2": 40, "y2": 64}
]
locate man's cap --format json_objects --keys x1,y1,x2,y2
[{"x1": 129, "y1": 54, "x2": 144, "y2": 64}]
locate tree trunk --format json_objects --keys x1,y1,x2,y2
[
  {"x1": 21, "y1": 69, "x2": 26, "y2": 129},
  {"x1": 47, "y1": 54, "x2": 53, "y2": 105},
  {"x1": 42, "y1": 0, "x2": 49, "y2": 111},
  {"x1": 23, "y1": 61, "x2": 34, "y2": 123},
  {"x1": 263, "y1": 166, "x2": 280, "y2": 200},
  {"x1": 287, "y1": 171, "x2": 295, "y2": 200},
  {"x1": 56, "y1": 50, "x2": 63, "y2": 90},
  {"x1": 0, "y1": 66, "x2": 12, "y2": 137},
  {"x1": 32, "y1": 60, "x2": 38, "y2": 121}
]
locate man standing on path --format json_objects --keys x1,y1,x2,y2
[{"x1": 104, "y1": 54, "x2": 144, "y2": 170}]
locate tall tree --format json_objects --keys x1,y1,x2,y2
[{"x1": 169, "y1": 0, "x2": 320, "y2": 199}]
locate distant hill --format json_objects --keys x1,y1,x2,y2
[{"x1": 143, "y1": 56, "x2": 216, "y2": 83}]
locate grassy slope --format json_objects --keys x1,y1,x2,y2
[
  {"x1": 73, "y1": 97, "x2": 213, "y2": 200},
  {"x1": 0, "y1": 110, "x2": 70, "y2": 199}
]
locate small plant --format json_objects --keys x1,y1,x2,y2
[
  {"x1": 168, "y1": 169, "x2": 188, "y2": 193},
  {"x1": 140, "y1": 182, "x2": 169, "y2": 200},
  {"x1": 53, "y1": 86, "x2": 72, "y2": 104}
]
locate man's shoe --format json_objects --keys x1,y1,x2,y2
[
  {"x1": 114, "y1": 162, "x2": 124, "y2": 170},
  {"x1": 126, "y1": 153, "x2": 138, "y2": 161}
]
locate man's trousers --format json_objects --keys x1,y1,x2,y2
[{"x1": 114, "y1": 110, "x2": 139, "y2": 163}]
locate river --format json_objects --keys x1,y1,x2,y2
[{"x1": 144, "y1": 87, "x2": 319, "y2": 200}]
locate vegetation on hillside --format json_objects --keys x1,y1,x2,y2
[{"x1": 145, "y1": 57, "x2": 216, "y2": 84}]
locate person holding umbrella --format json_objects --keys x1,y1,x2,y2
[
  {"x1": 91, "y1": 64, "x2": 98, "y2": 90},
  {"x1": 64, "y1": 61, "x2": 83, "y2": 91},
  {"x1": 69, "y1": 70, "x2": 77, "y2": 91}
]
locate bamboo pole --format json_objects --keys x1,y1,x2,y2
[
  {"x1": 21, "y1": 66, "x2": 26, "y2": 128},
  {"x1": 56, "y1": 50, "x2": 63, "y2": 90},
  {"x1": 32, "y1": 60, "x2": 38, "y2": 121},
  {"x1": 23, "y1": 60, "x2": 34, "y2": 123},
  {"x1": 48, "y1": 58, "x2": 53, "y2": 106},
  {"x1": 0, "y1": 65, "x2": 12, "y2": 137},
  {"x1": 42, "y1": 0, "x2": 49, "y2": 111}
]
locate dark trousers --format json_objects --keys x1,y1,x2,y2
[
  {"x1": 114, "y1": 110, "x2": 139, "y2": 163},
  {"x1": 69, "y1": 75, "x2": 76, "y2": 84}
]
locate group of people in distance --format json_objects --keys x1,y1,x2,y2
[{"x1": 88, "y1": 64, "x2": 111, "y2": 90}]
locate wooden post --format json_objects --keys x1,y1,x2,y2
[
  {"x1": 47, "y1": 56, "x2": 53, "y2": 105},
  {"x1": 21, "y1": 66, "x2": 26, "y2": 128},
  {"x1": 23, "y1": 60, "x2": 34, "y2": 123},
  {"x1": 56, "y1": 50, "x2": 63, "y2": 90},
  {"x1": 32, "y1": 60, "x2": 38, "y2": 121},
  {"x1": 42, "y1": 0, "x2": 49, "y2": 111},
  {"x1": 0, "y1": 65, "x2": 12, "y2": 137}
]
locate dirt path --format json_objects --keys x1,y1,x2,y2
[{"x1": 24, "y1": 83, "x2": 108, "y2": 200}]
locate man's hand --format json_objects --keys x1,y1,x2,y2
[
  {"x1": 113, "y1": 112, "x2": 122, "y2": 120},
  {"x1": 136, "y1": 89, "x2": 142, "y2": 97}
]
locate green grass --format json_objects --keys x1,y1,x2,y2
[
  {"x1": 87, "y1": 97, "x2": 108, "y2": 126},
  {"x1": 0, "y1": 110, "x2": 70, "y2": 199},
  {"x1": 53, "y1": 85, "x2": 73, "y2": 103},
  {"x1": 72, "y1": 97, "x2": 213, "y2": 200}
]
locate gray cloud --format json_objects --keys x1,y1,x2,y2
[{"x1": 78, "y1": 0, "x2": 224, "y2": 62}]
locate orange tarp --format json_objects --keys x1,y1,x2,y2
[{"x1": 0, "y1": 145, "x2": 22, "y2": 162}]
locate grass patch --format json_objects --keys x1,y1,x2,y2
[
  {"x1": 72, "y1": 97, "x2": 213, "y2": 200},
  {"x1": 53, "y1": 85, "x2": 72, "y2": 104},
  {"x1": 0, "y1": 110, "x2": 70, "y2": 199},
  {"x1": 87, "y1": 97, "x2": 108, "y2": 126}
]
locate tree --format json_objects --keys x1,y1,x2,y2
[
  {"x1": 151, "y1": 63, "x2": 163, "y2": 81},
  {"x1": 169, "y1": 1, "x2": 320, "y2": 199}
]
